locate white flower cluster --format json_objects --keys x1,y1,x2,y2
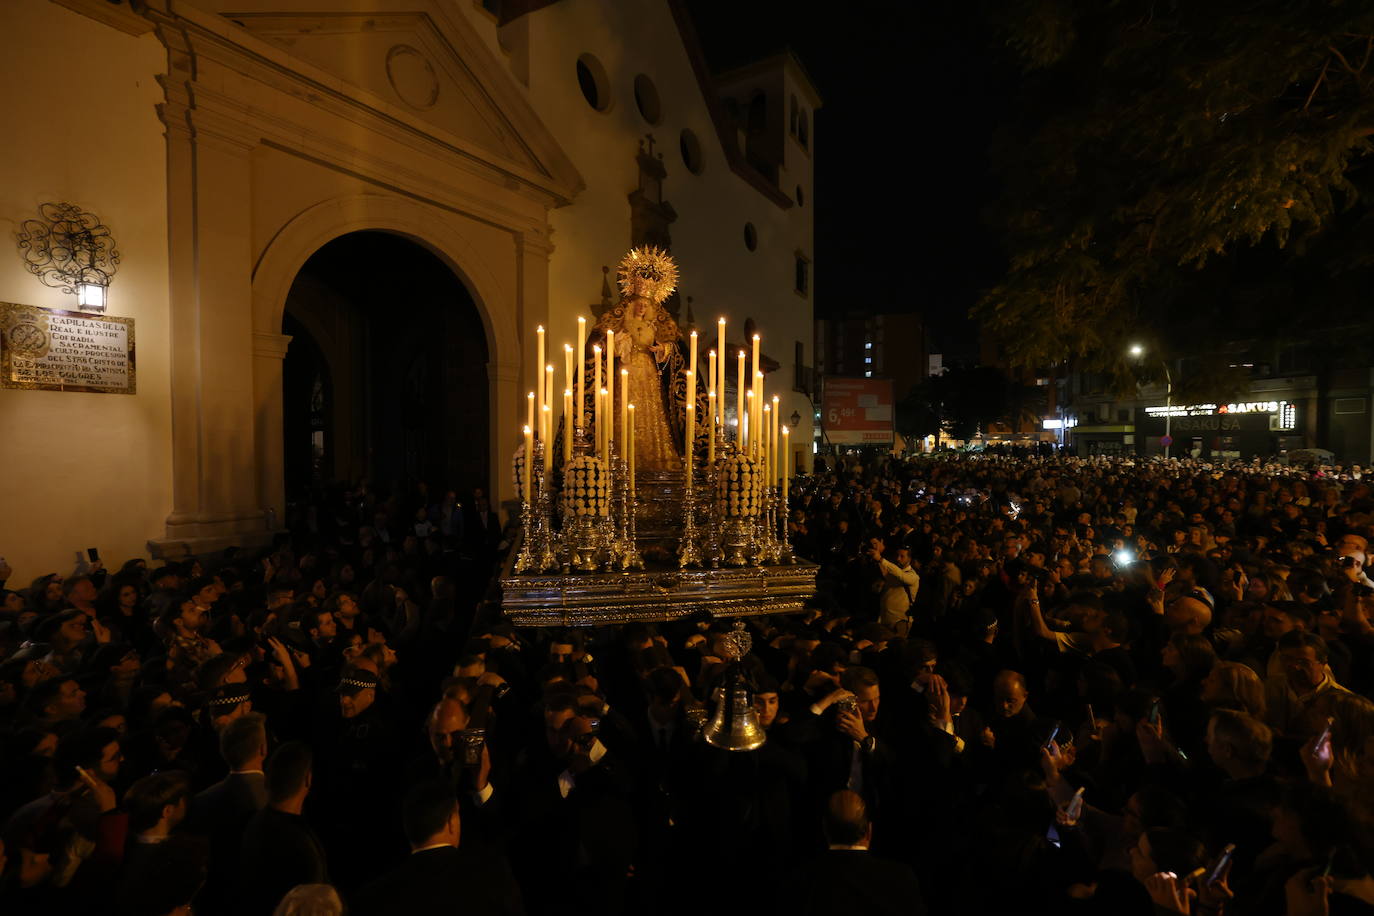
[
  {"x1": 511, "y1": 445, "x2": 527, "y2": 503},
  {"x1": 563, "y1": 456, "x2": 610, "y2": 517},
  {"x1": 717, "y1": 454, "x2": 762, "y2": 518}
]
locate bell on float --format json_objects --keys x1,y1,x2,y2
[{"x1": 703, "y1": 620, "x2": 766, "y2": 752}]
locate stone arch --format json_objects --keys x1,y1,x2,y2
[
  {"x1": 250, "y1": 192, "x2": 524, "y2": 516},
  {"x1": 251, "y1": 193, "x2": 517, "y2": 358}
]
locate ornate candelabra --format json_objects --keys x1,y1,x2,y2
[
  {"x1": 513, "y1": 496, "x2": 538, "y2": 573},
  {"x1": 776, "y1": 485, "x2": 795, "y2": 564},
  {"x1": 610, "y1": 445, "x2": 644, "y2": 570},
  {"x1": 678, "y1": 470, "x2": 703, "y2": 568}
]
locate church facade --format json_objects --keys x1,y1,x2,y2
[{"x1": 0, "y1": 0, "x2": 818, "y2": 574}]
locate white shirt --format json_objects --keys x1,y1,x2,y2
[{"x1": 557, "y1": 738, "x2": 606, "y2": 799}]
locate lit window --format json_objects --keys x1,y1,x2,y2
[
  {"x1": 865, "y1": 357, "x2": 872, "y2": 364},
  {"x1": 864, "y1": 342, "x2": 872, "y2": 350},
  {"x1": 865, "y1": 371, "x2": 872, "y2": 378}
]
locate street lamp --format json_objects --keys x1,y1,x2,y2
[{"x1": 1129, "y1": 343, "x2": 1173, "y2": 460}]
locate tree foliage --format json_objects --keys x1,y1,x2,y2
[
  {"x1": 897, "y1": 366, "x2": 1044, "y2": 441},
  {"x1": 976, "y1": 0, "x2": 1374, "y2": 388}
]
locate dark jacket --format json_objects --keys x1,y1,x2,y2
[
  {"x1": 351, "y1": 845, "x2": 523, "y2": 916},
  {"x1": 238, "y1": 807, "x2": 328, "y2": 915}
]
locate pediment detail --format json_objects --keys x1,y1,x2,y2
[{"x1": 225, "y1": 9, "x2": 539, "y2": 175}]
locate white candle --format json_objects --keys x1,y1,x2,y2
[
  {"x1": 763, "y1": 403, "x2": 771, "y2": 477},
  {"x1": 745, "y1": 390, "x2": 753, "y2": 451},
  {"x1": 606, "y1": 330, "x2": 615, "y2": 453},
  {"x1": 707, "y1": 390, "x2": 716, "y2": 471},
  {"x1": 689, "y1": 330, "x2": 698, "y2": 385},
  {"x1": 781, "y1": 426, "x2": 790, "y2": 505},
  {"x1": 522, "y1": 424, "x2": 532, "y2": 503},
  {"x1": 563, "y1": 388, "x2": 573, "y2": 465},
  {"x1": 564, "y1": 344, "x2": 574, "y2": 400},
  {"x1": 546, "y1": 365, "x2": 555, "y2": 443},
  {"x1": 771, "y1": 395, "x2": 781, "y2": 484},
  {"x1": 685, "y1": 403, "x2": 695, "y2": 490},
  {"x1": 536, "y1": 326, "x2": 545, "y2": 427},
  {"x1": 754, "y1": 371, "x2": 765, "y2": 460},
  {"x1": 599, "y1": 388, "x2": 609, "y2": 458},
  {"x1": 577, "y1": 317, "x2": 586, "y2": 429},
  {"x1": 751, "y1": 333, "x2": 761, "y2": 430},
  {"x1": 628, "y1": 404, "x2": 637, "y2": 494},
  {"x1": 526, "y1": 391, "x2": 535, "y2": 441},
  {"x1": 737, "y1": 350, "x2": 746, "y2": 444},
  {"x1": 685, "y1": 368, "x2": 696, "y2": 439},
  {"x1": 592, "y1": 345, "x2": 602, "y2": 455},
  {"x1": 717, "y1": 319, "x2": 726, "y2": 428},
  {"x1": 708, "y1": 349, "x2": 717, "y2": 423},
  {"x1": 542, "y1": 404, "x2": 552, "y2": 480},
  {"x1": 620, "y1": 368, "x2": 628, "y2": 454}
]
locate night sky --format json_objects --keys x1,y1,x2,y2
[{"x1": 685, "y1": 0, "x2": 1015, "y2": 356}]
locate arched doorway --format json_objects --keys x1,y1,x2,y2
[{"x1": 281, "y1": 231, "x2": 490, "y2": 503}]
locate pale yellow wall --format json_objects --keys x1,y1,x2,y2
[
  {"x1": 0, "y1": 1, "x2": 171, "y2": 580},
  {"x1": 463, "y1": 0, "x2": 818, "y2": 467}
]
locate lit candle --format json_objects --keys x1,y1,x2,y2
[
  {"x1": 577, "y1": 317, "x2": 586, "y2": 428},
  {"x1": 592, "y1": 344, "x2": 602, "y2": 454},
  {"x1": 527, "y1": 391, "x2": 535, "y2": 441},
  {"x1": 689, "y1": 330, "x2": 698, "y2": 389},
  {"x1": 522, "y1": 424, "x2": 532, "y2": 503},
  {"x1": 685, "y1": 368, "x2": 696, "y2": 441},
  {"x1": 563, "y1": 388, "x2": 573, "y2": 465},
  {"x1": 758, "y1": 368, "x2": 769, "y2": 461},
  {"x1": 771, "y1": 395, "x2": 780, "y2": 484},
  {"x1": 605, "y1": 330, "x2": 615, "y2": 454},
  {"x1": 717, "y1": 319, "x2": 726, "y2": 427},
  {"x1": 546, "y1": 365, "x2": 555, "y2": 445},
  {"x1": 781, "y1": 426, "x2": 790, "y2": 505},
  {"x1": 685, "y1": 403, "x2": 695, "y2": 490},
  {"x1": 707, "y1": 390, "x2": 716, "y2": 471},
  {"x1": 751, "y1": 333, "x2": 761, "y2": 406},
  {"x1": 708, "y1": 348, "x2": 717, "y2": 422},
  {"x1": 762, "y1": 402, "x2": 771, "y2": 476},
  {"x1": 628, "y1": 404, "x2": 637, "y2": 494},
  {"x1": 599, "y1": 388, "x2": 609, "y2": 458},
  {"x1": 745, "y1": 390, "x2": 753, "y2": 451},
  {"x1": 536, "y1": 326, "x2": 545, "y2": 427},
  {"x1": 542, "y1": 404, "x2": 552, "y2": 480},
  {"x1": 620, "y1": 368, "x2": 628, "y2": 454},
  {"x1": 564, "y1": 344, "x2": 574, "y2": 399},
  {"x1": 737, "y1": 350, "x2": 746, "y2": 444}
]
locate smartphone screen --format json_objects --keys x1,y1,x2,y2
[
  {"x1": 1149, "y1": 700, "x2": 1161, "y2": 725},
  {"x1": 87, "y1": 547, "x2": 100, "y2": 562},
  {"x1": 1207, "y1": 844, "x2": 1235, "y2": 886}
]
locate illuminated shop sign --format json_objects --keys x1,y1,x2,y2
[
  {"x1": 1142, "y1": 400, "x2": 1298, "y2": 431},
  {"x1": 1144, "y1": 401, "x2": 1281, "y2": 418}
]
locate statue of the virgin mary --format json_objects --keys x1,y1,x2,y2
[{"x1": 589, "y1": 247, "x2": 693, "y2": 472}]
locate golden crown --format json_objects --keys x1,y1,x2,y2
[{"x1": 616, "y1": 246, "x2": 679, "y2": 302}]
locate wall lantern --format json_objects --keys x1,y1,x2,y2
[
  {"x1": 15, "y1": 202, "x2": 119, "y2": 313},
  {"x1": 789, "y1": 410, "x2": 802, "y2": 428}
]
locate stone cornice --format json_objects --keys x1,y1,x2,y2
[{"x1": 140, "y1": 1, "x2": 582, "y2": 211}]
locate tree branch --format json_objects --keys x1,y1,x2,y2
[{"x1": 1305, "y1": 57, "x2": 1331, "y2": 110}]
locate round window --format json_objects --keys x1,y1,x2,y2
[
  {"x1": 576, "y1": 54, "x2": 611, "y2": 112},
  {"x1": 633, "y1": 74, "x2": 661, "y2": 125},
  {"x1": 679, "y1": 128, "x2": 704, "y2": 175},
  {"x1": 743, "y1": 223, "x2": 758, "y2": 252}
]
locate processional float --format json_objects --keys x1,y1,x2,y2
[{"x1": 500, "y1": 247, "x2": 818, "y2": 628}]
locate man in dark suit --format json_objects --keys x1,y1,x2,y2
[
  {"x1": 463, "y1": 488, "x2": 504, "y2": 560},
  {"x1": 351, "y1": 779, "x2": 522, "y2": 916},
  {"x1": 788, "y1": 790, "x2": 925, "y2": 916},
  {"x1": 188, "y1": 712, "x2": 269, "y2": 916},
  {"x1": 238, "y1": 741, "x2": 328, "y2": 915}
]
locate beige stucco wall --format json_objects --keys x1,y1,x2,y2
[
  {"x1": 463, "y1": 0, "x2": 818, "y2": 470},
  {"x1": 0, "y1": 1, "x2": 171, "y2": 578}
]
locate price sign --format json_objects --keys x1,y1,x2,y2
[{"x1": 822, "y1": 377, "x2": 893, "y2": 445}]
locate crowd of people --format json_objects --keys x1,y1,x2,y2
[{"x1": 3, "y1": 454, "x2": 1374, "y2": 915}]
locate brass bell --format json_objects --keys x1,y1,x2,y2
[{"x1": 703, "y1": 621, "x2": 766, "y2": 752}]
